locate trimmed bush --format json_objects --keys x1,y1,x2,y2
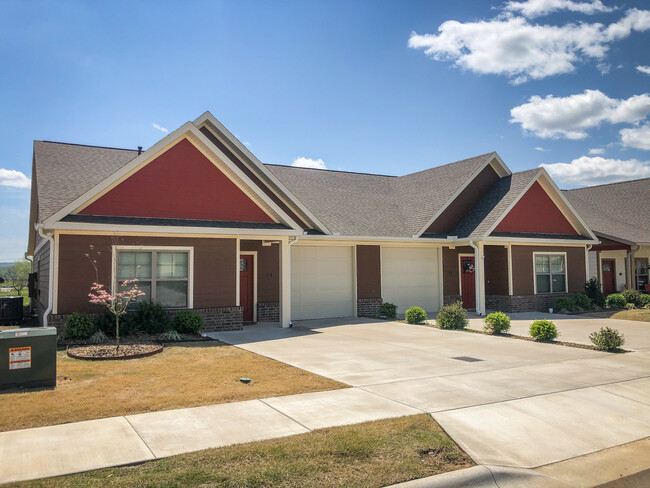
[
  {"x1": 377, "y1": 302, "x2": 398, "y2": 320},
  {"x1": 625, "y1": 302, "x2": 636, "y2": 310},
  {"x1": 133, "y1": 301, "x2": 171, "y2": 334},
  {"x1": 173, "y1": 309, "x2": 204, "y2": 334},
  {"x1": 554, "y1": 297, "x2": 576, "y2": 313},
  {"x1": 621, "y1": 289, "x2": 641, "y2": 307},
  {"x1": 639, "y1": 294, "x2": 650, "y2": 308},
  {"x1": 605, "y1": 293, "x2": 627, "y2": 309},
  {"x1": 529, "y1": 320, "x2": 558, "y2": 341},
  {"x1": 589, "y1": 327, "x2": 625, "y2": 351},
  {"x1": 573, "y1": 293, "x2": 593, "y2": 310},
  {"x1": 405, "y1": 306, "x2": 427, "y2": 324},
  {"x1": 436, "y1": 302, "x2": 468, "y2": 330},
  {"x1": 64, "y1": 312, "x2": 96, "y2": 339},
  {"x1": 584, "y1": 278, "x2": 605, "y2": 307},
  {"x1": 483, "y1": 312, "x2": 511, "y2": 334},
  {"x1": 94, "y1": 310, "x2": 139, "y2": 336}
]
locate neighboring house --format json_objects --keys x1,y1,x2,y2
[
  {"x1": 27, "y1": 111, "x2": 598, "y2": 332},
  {"x1": 564, "y1": 178, "x2": 650, "y2": 296}
]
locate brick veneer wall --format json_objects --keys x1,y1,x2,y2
[
  {"x1": 357, "y1": 297, "x2": 382, "y2": 318},
  {"x1": 257, "y1": 302, "x2": 280, "y2": 322},
  {"x1": 443, "y1": 295, "x2": 462, "y2": 306},
  {"x1": 47, "y1": 305, "x2": 243, "y2": 334},
  {"x1": 486, "y1": 294, "x2": 571, "y2": 313}
]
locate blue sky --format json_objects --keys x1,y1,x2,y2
[{"x1": 1, "y1": 0, "x2": 649, "y2": 260}]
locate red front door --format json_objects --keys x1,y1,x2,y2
[
  {"x1": 460, "y1": 255, "x2": 476, "y2": 310},
  {"x1": 602, "y1": 259, "x2": 616, "y2": 296},
  {"x1": 240, "y1": 255, "x2": 254, "y2": 323}
]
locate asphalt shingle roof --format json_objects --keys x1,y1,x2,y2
[{"x1": 564, "y1": 178, "x2": 650, "y2": 244}]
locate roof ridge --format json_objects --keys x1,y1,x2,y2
[
  {"x1": 400, "y1": 152, "x2": 495, "y2": 178},
  {"x1": 37, "y1": 140, "x2": 139, "y2": 152},
  {"x1": 264, "y1": 163, "x2": 396, "y2": 178},
  {"x1": 564, "y1": 176, "x2": 650, "y2": 192}
]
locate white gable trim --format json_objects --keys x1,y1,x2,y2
[
  {"x1": 193, "y1": 112, "x2": 332, "y2": 234},
  {"x1": 42, "y1": 123, "x2": 304, "y2": 232},
  {"x1": 414, "y1": 152, "x2": 512, "y2": 237}
]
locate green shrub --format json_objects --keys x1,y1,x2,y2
[
  {"x1": 436, "y1": 302, "x2": 468, "y2": 330},
  {"x1": 377, "y1": 302, "x2": 398, "y2": 320},
  {"x1": 625, "y1": 302, "x2": 635, "y2": 310},
  {"x1": 554, "y1": 297, "x2": 576, "y2": 312},
  {"x1": 573, "y1": 293, "x2": 593, "y2": 310},
  {"x1": 589, "y1": 327, "x2": 625, "y2": 351},
  {"x1": 133, "y1": 301, "x2": 171, "y2": 334},
  {"x1": 606, "y1": 293, "x2": 627, "y2": 309},
  {"x1": 621, "y1": 289, "x2": 641, "y2": 307},
  {"x1": 161, "y1": 329, "x2": 182, "y2": 341},
  {"x1": 405, "y1": 306, "x2": 427, "y2": 324},
  {"x1": 88, "y1": 330, "x2": 108, "y2": 344},
  {"x1": 584, "y1": 278, "x2": 605, "y2": 307},
  {"x1": 483, "y1": 312, "x2": 511, "y2": 334},
  {"x1": 173, "y1": 309, "x2": 204, "y2": 334},
  {"x1": 639, "y1": 294, "x2": 650, "y2": 308},
  {"x1": 94, "y1": 310, "x2": 139, "y2": 336},
  {"x1": 64, "y1": 312, "x2": 96, "y2": 339},
  {"x1": 529, "y1": 320, "x2": 558, "y2": 341}
]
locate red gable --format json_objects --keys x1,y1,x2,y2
[
  {"x1": 493, "y1": 181, "x2": 578, "y2": 235},
  {"x1": 80, "y1": 138, "x2": 274, "y2": 223}
]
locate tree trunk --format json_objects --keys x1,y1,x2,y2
[{"x1": 115, "y1": 314, "x2": 120, "y2": 352}]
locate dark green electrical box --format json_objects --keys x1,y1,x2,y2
[{"x1": 0, "y1": 327, "x2": 57, "y2": 390}]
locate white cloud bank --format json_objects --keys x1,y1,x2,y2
[
  {"x1": 152, "y1": 123, "x2": 169, "y2": 133},
  {"x1": 408, "y1": 8, "x2": 650, "y2": 84},
  {"x1": 637, "y1": 65, "x2": 650, "y2": 75},
  {"x1": 620, "y1": 124, "x2": 650, "y2": 150},
  {"x1": 291, "y1": 157, "x2": 327, "y2": 170},
  {"x1": 588, "y1": 147, "x2": 605, "y2": 155},
  {"x1": 542, "y1": 156, "x2": 650, "y2": 186},
  {"x1": 510, "y1": 89, "x2": 650, "y2": 139},
  {"x1": 0, "y1": 169, "x2": 31, "y2": 189},
  {"x1": 503, "y1": 0, "x2": 615, "y2": 18}
]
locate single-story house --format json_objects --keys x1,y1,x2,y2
[
  {"x1": 27, "y1": 111, "x2": 599, "y2": 332},
  {"x1": 564, "y1": 179, "x2": 650, "y2": 295}
]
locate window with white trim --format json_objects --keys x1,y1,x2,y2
[
  {"x1": 117, "y1": 250, "x2": 189, "y2": 308},
  {"x1": 535, "y1": 254, "x2": 566, "y2": 294}
]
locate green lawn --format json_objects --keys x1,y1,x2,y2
[{"x1": 8, "y1": 415, "x2": 473, "y2": 488}]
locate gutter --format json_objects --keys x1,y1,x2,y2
[
  {"x1": 37, "y1": 225, "x2": 54, "y2": 328},
  {"x1": 468, "y1": 240, "x2": 482, "y2": 316}
]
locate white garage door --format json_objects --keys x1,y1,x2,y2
[
  {"x1": 291, "y1": 246, "x2": 355, "y2": 320},
  {"x1": 382, "y1": 247, "x2": 440, "y2": 316}
]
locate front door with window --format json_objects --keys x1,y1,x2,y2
[
  {"x1": 459, "y1": 255, "x2": 476, "y2": 309},
  {"x1": 240, "y1": 255, "x2": 254, "y2": 323},
  {"x1": 602, "y1": 259, "x2": 616, "y2": 296}
]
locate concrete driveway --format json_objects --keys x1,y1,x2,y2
[{"x1": 211, "y1": 317, "x2": 650, "y2": 470}]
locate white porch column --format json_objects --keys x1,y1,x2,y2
[
  {"x1": 279, "y1": 236, "x2": 292, "y2": 328},
  {"x1": 477, "y1": 242, "x2": 486, "y2": 315},
  {"x1": 507, "y1": 244, "x2": 513, "y2": 296}
]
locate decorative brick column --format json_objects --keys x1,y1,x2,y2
[
  {"x1": 443, "y1": 295, "x2": 462, "y2": 306},
  {"x1": 357, "y1": 297, "x2": 382, "y2": 318},
  {"x1": 257, "y1": 302, "x2": 280, "y2": 322},
  {"x1": 485, "y1": 294, "x2": 572, "y2": 313}
]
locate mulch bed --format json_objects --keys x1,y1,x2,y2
[
  {"x1": 67, "y1": 344, "x2": 164, "y2": 360},
  {"x1": 57, "y1": 333, "x2": 212, "y2": 350}
]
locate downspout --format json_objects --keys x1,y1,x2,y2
[
  {"x1": 287, "y1": 236, "x2": 299, "y2": 327},
  {"x1": 37, "y1": 226, "x2": 54, "y2": 328},
  {"x1": 627, "y1": 245, "x2": 640, "y2": 290},
  {"x1": 586, "y1": 244, "x2": 592, "y2": 282},
  {"x1": 468, "y1": 240, "x2": 481, "y2": 315}
]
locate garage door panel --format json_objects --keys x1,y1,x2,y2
[
  {"x1": 382, "y1": 247, "x2": 439, "y2": 315},
  {"x1": 291, "y1": 246, "x2": 355, "y2": 320}
]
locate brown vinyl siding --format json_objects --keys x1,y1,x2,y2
[
  {"x1": 484, "y1": 245, "x2": 509, "y2": 295},
  {"x1": 356, "y1": 245, "x2": 381, "y2": 299},
  {"x1": 35, "y1": 243, "x2": 50, "y2": 308},
  {"x1": 57, "y1": 234, "x2": 236, "y2": 315},
  {"x1": 426, "y1": 165, "x2": 500, "y2": 234},
  {"x1": 511, "y1": 245, "x2": 586, "y2": 295},
  {"x1": 240, "y1": 240, "x2": 280, "y2": 302},
  {"x1": 442, "y1": 246, "x2": 473, "y2": 296}
]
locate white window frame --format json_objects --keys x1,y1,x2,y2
[
  {"x1": 533, "y1": 251, "x2": 568, "y2": 295},
  {"x1": 112, "y1": 245, "x2": 194, "y2": 308}
]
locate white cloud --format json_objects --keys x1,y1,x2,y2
[
  {"x1": 620, "y1": 124, "x2": 650, "y2": 150},
  {"x1": 503, "y1": 0, "x2": 615, "y2": 18},
  {"x1": 588, "y1": 147, "x2": 605, "y2": 154},
  {"x1": 510, "y1": 89, "x2": 650, "y2": 139},
  {"x1": 152, "y1": 123, "x2": 169, "y2": 133},
  {"x1": 291, "y1": 157, "x2": 327, "y2": 170},
  {"x1": 541, "y1": 156, "x2": 650, "y2": 186},
  {"x1": 637, "y1": 65, "x2": 650, "y2": 75},
  {"x1": 0, "y1": 169, "x2": 30, "y2": 189},
  {"x1": 408, "y1": 9, "x2": 650, "y2": 84},
  {"x1": 534, "y1": 146, "x2": 548, "y2": 151}
]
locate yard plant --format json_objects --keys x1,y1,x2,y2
[
  {"x1": 584, "y1": 278, "x2": 605, "y2": 307},
  {"x1": 605, "y1": 293, "x2": 627, "y2": 309},
  {"x1": 63, "y1": 312, "x2": 95, "y2": 339},
  {"x1": 589, "y1": 327, "x2": 625, "y2": 352},
  {"x1": 405, "y1": 306, "x2": 427, "y2": 324},
  {"x1": 621, "y1": 289, "x2": 641, "y2": 307},
  {"x1": 436, "y1": 302, "x2": 468, "y2": 330},
  {"x1": 173, "y1": 309, "x2": 204, "y2": 334},
  {"x1": 529, "y1": 319, "x2": 558, "y2": 341},
  {"x1": 554, "y1": 296, "x2": 576, "y2": 313},
  {"x1": 378, "y1": 301, "x2": 398, "y2": 320},
  {"x1": 482, "y1": 312, "x2": 510, "y2": 334}
]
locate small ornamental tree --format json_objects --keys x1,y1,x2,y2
[{"x1": 88, "y1": 280, "x2": 144, "y2": 350}]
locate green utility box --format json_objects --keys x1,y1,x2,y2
[{"x1": 0, "y1": 327, "x2": 57, "y2": 390}]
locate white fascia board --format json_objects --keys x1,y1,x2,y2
[
  {"x1": 46, "y1": 221, "x2": 302, "y2": 236},
  {"x1": 483, "y1": 236, "x2": 599, "y2": 245},
  {"x1": 193, "y1": 112, "x2": 332, "y2": 235},
  {"x1": 298, "y1": 234, "x2": 449, "y2": 244},
  {"x1": 414, "y1": 152, "x2": 512, "y2": 238}
]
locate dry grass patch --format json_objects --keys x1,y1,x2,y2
[
  {"x1": 585, "y1": 309, "x2": 650, "y2": 323},
  {"x1": 0, "y1": 341, "x2": 344, "y2": 432},
  {"x1": 10, "y1": 415, "x2": 473, "y2": 488}
]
